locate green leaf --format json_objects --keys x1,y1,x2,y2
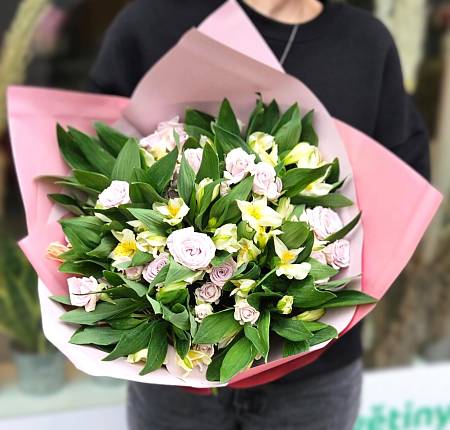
[
  {"x1": 318, "y1": 276, "x2": 360, "y2": 291},
  {"x1": 148, "y1": 264, "x2": 169, "y2": 292},
  {"x1": 86, "y1": 236, "x2": 116, "y2": 259},
  {"x1": 326, "y1": 158, "x2": 340, "y2": 184},
  {"x1": 283, "y1": 340, "x2": 310, "y2": 357},
  {"x1": 57, "y1": 124, "x2": 93, "y2": 171},
  {"x1": 209, "y1": 176, "x2": 254, "y2": 226},
  {"x1": 70, "y1": 326, "x2": 126, "y2": 346},
  {"x1": 217, "y1": 98, "x2": 241, "y2": 135},
  {"x1": 272, "y1": 318, "x2": 314, "y2": 342},
  {"x1": 195, "y1": 179, "x2": 221, "y2": 229},
  {"x1": 162, "y1": 303, "x2": 190, "y2": 331},
  {"x1": 309, "y1": 326, "x2": 338, "y2": 346},
  {"x1": 325, "y1": 212, "x2": 361, "y2": 242},
  {"x1": 196, "y1": 143, "x2": 219, "y2": 182},
  {"x1": 300, "y1": 110, "x2": 318, "y2": 146},
  {"x1": 184, "y1": 109, "x2": 214, "y2": 131},
  {"x1": 321, "y1": 290, "x2": 377, "y2": 309},
  {"x1": 140, "y1": 322, "x2": 169, "y2": 375},
  {"x1": 59, "y1": 260, "x2": 103, "y2": 278},
  {"x1": 60, "y1": 216, "x2": 102, "y2": 251},
  {"x1": 244, "y1": 324, "x2": 266, "y2": 358},
  {"x1": 287, "y1": 277, "x2": 336, "y2": 308},
  {"x1": 283, "y1": 164, "x2": 330, "y2": 197},
  {"x1": 291, "y1": 193, "x2": 353, "y2": 208},
  {"x1": 220, "y1": 337, "x2": 256, "y2": 382},
  {"x1": 109, "y1": 318, "x2": 144, "y2": 330},
  {"x1": 95, "y1": 122, "x2": 129, "y2": 157},
  {"x1": 212, "y1": 123, "x2": 251, "y2": 155},
  {"x1": 131, "y1": 250, "x2": 153, "y2": 267},
  {"x1": 104, "y1": 322, "x2": 154, "y2": 361},
  {"x1": 165, "y1": 258, "x2": 195, "y2": 285},
  {"x1": 173, "y1": 327, "x2": 190, "y2": 359},
  {"x1": 206, "y1": 346, "x2": 229, "y2": 382},
  {"x1": 274, "y1": 104, "x2": 302, "y2": 153},
  {"x1": 68, "y1": 127, "x2": 115, "y2": 177},
  {"x1": 146, "y1": 148, "x2": 178, "y2": 194},
  {"x1": 307, "y1": 258, "x2": 339, "y2": 280},
  {"x1": 130, "y1": 182, "x2": 166, "y2": 205},
  {"x1": 257, "y1": 310, "x2": 270, "y2": 361},
  {"x1": 261, "y1": 100, "x2": 280, "y2": 134},
  {"x1": 127, "y1": 208, "x2": 167, "y2": 235},
  {"x1": 271, "y1": 103, "x2": 298, "y2": 134},
  {"x1": 178, "y1": 155, "x2": 196, "y2": 204},
  {"x1": 73, "y1": 169, "x2": 111, "y2": 192},
  {"x1": 122, "y1": 278, "x2": 148, "y2": 297},
  {"x1": 48, "y1": 193, "x2": 84, "y2": 216},
  {"x1": 49, "y1": 295, "x2": 71, "y2": 305},
  {"x1": 193, "y1": 309, "x2": 242, "y2": 345},
  {"x1": 280, "y1": 221, "x2": 310, "y2": 249},
  {"x1": 61, "y1": 299, "x2": 142, "y2": 325},
  {"x1": 246, "y1": 99, "x2": 264, "y2": 138},
  {"x1": 111, "y1": 139, "x2": 141, "y2": 182},
  {"x1": 185, "y1": 125, "x2": 214, "y2": 142}
]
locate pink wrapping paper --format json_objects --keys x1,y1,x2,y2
[{"x1": 8, "y1": 0, "x2": 442, "y2": 387}]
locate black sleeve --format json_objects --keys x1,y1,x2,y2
[
  {"x1": 87, "y1": 3, "x2": 144, "y2": 97},
  {"x1": 373, "y1": 42, "x2": 431, "y2": 180},
  {"x1": 52, "y1": 0, "x2": 83, "y2": 11}
]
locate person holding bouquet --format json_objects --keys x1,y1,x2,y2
[{"x1": 86, "y1": 0, "x2": 430, "y2": 429}]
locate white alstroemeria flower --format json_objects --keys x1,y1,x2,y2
[
  {"x1": 236, "y1": 238, "x2": 261, "y2": 267},
  {"x1": 301, "y1": 179, "x2": 334, "y2": 197},
  {"x1": 127, "y1": 220, "x2": 147, "y2": 232},
  {"x1": 127, "y1": 348, "x2": 148, "y2": 363},
  {"x1": 284, "y1": 142, "x2": 323, "y2": 168},
  {"x1": 110, "y1": 229, "x2": 138, "y2": 268},
  {"x1": 273, "y1": 236, "x2": 311, "y2": 280},
  {"x1": 140, "y1": 148, "x2": 156, "y2": 167},
  {"x1": 293, "y1": 309, "x2": 326, "y2": 322},
  {"x1": 195, "y1": 178, "x2": 219, "y2": 207},
  {"x1": 248, "y1": 131, "x2": 279, "y2": 167},
  {"x1": 276, "y1": 295, "x2": 294, "y2": 315},
  {"x1": 153, "y1": 197, "x2": 189, "y2": 226},
  {"x1": 237, "y1": 197, "x2": 283, "y2": 231},
  {"x1": 253, "y1": 226, "x2": 282, "y2": 248},
  {"x1": 230, "y1": 279, "x2": 256, "y2": 298},
  {"x1": 212, "y1": 223, "x2": 240, "y2": 253},
  {"x1": 276, "y1": 197, "x2": 295, "y2": 220},
  {"x1": 136, "y1": 230, "x2": 167, "y2": 257},
  {"x1": 199, "y1": 135, "x2": 213, "y2": 148}
]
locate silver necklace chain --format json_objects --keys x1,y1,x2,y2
[{"x1": 279, "y1": 24, "x2": 299, "y2": 66}]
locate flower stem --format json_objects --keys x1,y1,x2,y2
[{"x1": 254, "y1": 267, "x2": 277, "y2": 289}]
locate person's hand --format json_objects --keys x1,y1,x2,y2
[{"x1": 33, "y1": 5, "x2": 68, "y2": 55}]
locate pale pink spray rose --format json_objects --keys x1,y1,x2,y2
[
  {"x1": 195, "y1": 282, "x2": 222, "y2": 304},
  {"x1": 167, "y1": 227, "x2": 216, "y2": 270},
  {"x1": 209, "y1": 259, "x2": 237, "y2": 287},
  {"x1": 140, "y1": 116, "x2": 188, "y2": 152},
  {"x1": 224, "y1": 148, "x2": 256, "y2": 184},
  {"x1": 124, "y1": 265, "x2": 144, "y2": 281},
  {"x1": 324, "y1": 239, "x2": 350, "y2": 269},
  {"x1": 310, "y1": 250, "x2": 328, "y2": 266},
  {"x1": 67, "y1": 276, "x2": 99, "y2": 312},
  {"x1": 251, "y1": 162, "x2": 282, "y2": 200},
  {"x1": 301, "y1": 207, "x2": 343, "y2": 240},
  {"x1": 143, "y1": 253, "x2": 169, "y2": 283},
  {"x1": 195, "y1": 303, "x2": 213, "y2": 322},
  {"x1": 97, "y1": 180, "x2": 130, "y2": 209},
  {"x1": 234, "y1": 299, "x2": 260, "y2": 325},
  {"x1": 184, "y1": 148, "x2": 203, "y2": 174}
]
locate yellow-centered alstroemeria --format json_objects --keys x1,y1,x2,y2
[
  {"x1": 301, "y1": 179, "x2": 334, "y2": 197},
  {"x1": 175, "y1": 349, "x2": 213, "y2": 375},
  {"x1": 237, "y1": 238, "x2": 261, "y2": 267},
  {"x1": 276, "y1": 197, "x2": 295, "y2": 220},
  {"x1": 110, "y1": 229, "x2": 138, "y2": 268},
  {"x1": 237, "y1": 197, "x2": 283, "y2": 231},
  {"x1": 248, "y1": 132, "x2": 278, "y2": 167},
  {"x1": 284, "y1": 142, "x2": 323, "y2": 168},
  {"x1": 153, "y1": 197, "x2": 189, "y2": 226},
  {"x1": 195, "y1": 178, "x2": 220, "y2": 207},
  {"x1": 273, "y1": 236, "x2": 311, "y2": 280},
  {"x1": 253, "y1": 226, "x2": 281, "y2": 248}
]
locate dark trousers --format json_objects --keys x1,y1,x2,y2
[{"x1": 127, "y1": 358, "x2": 362, "y2": 430}]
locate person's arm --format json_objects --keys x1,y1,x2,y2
[{"x1": 373, "y1": 41, "x2": 431, "y2": 180}]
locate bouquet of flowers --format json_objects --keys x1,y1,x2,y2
[
  {"x1": 8, "y1": 0, "x2": 441, "y2": 388},
  {"x1": 45, "y1": 98, "x2": 372, "y2": 383}
]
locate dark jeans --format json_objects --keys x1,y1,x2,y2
[{"x1": 127, "y1": 358, "x2": 363, "y2": 430}]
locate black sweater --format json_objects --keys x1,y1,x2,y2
[{"x1": 88, "y1": 0, "x2": 430, "y2": 382}]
